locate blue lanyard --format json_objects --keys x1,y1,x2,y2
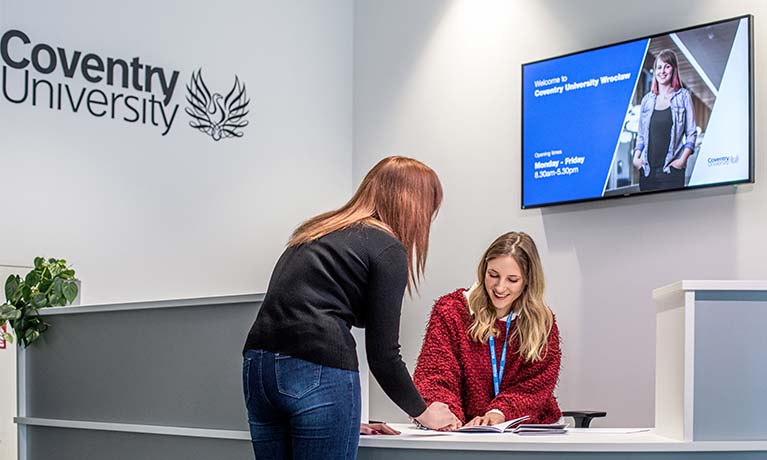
[{"x1": 489, "y1": 313, "x2": 513, "y2": 397}]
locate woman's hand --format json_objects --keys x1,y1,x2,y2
[
  {"x1": 633, "y1": 157, "x2": 645, "y2": 170},
  {"x1": 360, "y1": 423, "x2": 400, "y2": 435},
  {"x1": 415, "y1": 402, "x2": 462, "y2": 430},
  {"x1": 670, "y1": 158, "x2": 687, "y2": 170},
  {"x1": 464, "y1": 411, "x2": 505, "y2": 427}
]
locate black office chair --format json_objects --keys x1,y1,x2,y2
[{"x1": 561, "y1": 410, "x2": 607, "y2": 428}]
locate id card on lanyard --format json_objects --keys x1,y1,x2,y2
[{"x1": 489, "y1": 313, "x2": 513, "y2": 397}]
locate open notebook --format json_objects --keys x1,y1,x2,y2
[{"x1": 455, "y1": 415, "x2": 530, "y2": 433}]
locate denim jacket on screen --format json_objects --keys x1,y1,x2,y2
[{"x1": 634, "y1": 87, "x2": 697, "y2": 176}]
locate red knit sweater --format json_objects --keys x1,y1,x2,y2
[{"x1": 413, "y1": 288, "x2": 562, "y2": 424}]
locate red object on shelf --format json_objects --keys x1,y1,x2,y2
[{"x1": 0, "y1": 323, "x2": 7, "y2": 349}]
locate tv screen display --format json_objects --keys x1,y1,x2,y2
[{"x1": 521, "y1": 15, "x2": 753, "y2": 208}]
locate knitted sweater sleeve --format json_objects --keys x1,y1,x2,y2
[
  {"x1": 413, "y1": 296, "x2": 466, "y2": 422},
  {"x1": 365, "y1": 244, "x2": 427, "y2": 417},
  {"x1": 487, "y1": 317, "x2": 561, "y2": 421}
]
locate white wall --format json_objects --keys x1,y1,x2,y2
[
  {"x1": 354, "y1": 0, "x2": 767, "y2": 427},
  {"x1": 0, "y1": 1, "x2": 353, "y2": 454},
  {"x1": 0, "y1": 0, "x2": 354, "y2": 304}
]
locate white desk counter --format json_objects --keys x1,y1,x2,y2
[{"x1": 359, "y1": 424, "x2": 767, "y2": 459}]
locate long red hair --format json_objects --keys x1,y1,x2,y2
[
  {"x1": 651, "y1": 49, "x2": 683, "y2": 94},
  {"x1": 289, "y1": 156, "x2": 443, "y2": 292}
]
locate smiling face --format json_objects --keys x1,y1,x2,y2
[
  {"x1": 484, "y1": 255, "x2": 525, "y2": 317},
  {"x1": 654, "y1": 59, "x2": 674, "y2": 87}
]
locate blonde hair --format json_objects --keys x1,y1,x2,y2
[
  {"x1": 289, "y1": 156, "x2": 443, "y2": 291},
  {"x1": 467, "y1": 232, "x2": 553, "y2": 362}
]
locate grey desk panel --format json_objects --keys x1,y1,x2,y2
[
  {"x1": 26, "y1": 301, "x2": 261, "y2": 430},
  {"x1": 694, "y1": 299, "x2": 767, "y2": 441},
  {"x1": 25, "y1": 426, "x2": 767, "y2": 460},
  {"x1": 359, "y1": 448, "x2": 767, "y2": 460},
  {"x1": 27, "y1": 426, "x2": 253, "y2": 460},
  {"x1": 695, "y1": 291, "x2": 767, "y2": 302}
]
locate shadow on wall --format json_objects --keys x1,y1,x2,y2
[
  {"x1": 537, "y1": 0, "x2": 700, "y2": 50},
  {"x1": 540, "y1": 185, "x2": 739, "y2": 426},
  {"x1": 353, "y1": 0, "x2": 452, "y2": 154}
]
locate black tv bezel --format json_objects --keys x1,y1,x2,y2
[{"x1": 520, "y1": 14, "x2": 754, "y2": 210}]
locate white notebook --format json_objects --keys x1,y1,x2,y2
[{"x1": 455, "y1": 415, "x2": 530, "y2": 433}]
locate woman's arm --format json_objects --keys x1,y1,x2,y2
[
  {"x1": 413, "y1": 298, "x2": 466, "y2": 422},
  {"x1": 364, "y1": 244, "x2": 428, "y2": 418},
  {"x1": 682, "y1": 90, "x2": 698, "y2": 152},
  {"x1": 485, "y1": 319, "x2": 561, "y2": 422},
  {"x1": 672, "y1": 90, "x2": 697, "y2": 169},
  {"x1": 632, "y1": 149, "x2": 645, "y2": 170},
  {"x1": 633, "y1": 95, "x2": 650, "y2": 169}
]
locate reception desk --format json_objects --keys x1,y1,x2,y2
[
  {"x1": 16, "y1": 294, "x2": 264, "y2": 460},
  {"x1": 358, "y1": 424, "x2": 767, "y2": 459},
  {"x1": 653, "y1": 280, "x2": 767, "y2": 442},
  {"x1": 14, "y1": 286, "x2": 767, "y2": 459}
]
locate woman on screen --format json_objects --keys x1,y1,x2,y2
[
  {"x1": 242, "y1": 156, "x2": 458, "y2": 459},
  {"x1": 413, "y1": 232, "x2": 561, "y2": 427},
  {"x1": 632, "y1": 49, "x2": 697, "y2": 191}
]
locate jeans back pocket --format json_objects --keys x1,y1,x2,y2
[
  {"x1": 242, "y1": 357, "x2": 253, "y2": 406},
  {"x1": 275, "y1": 355, "x2": 322, "y2": 398}
]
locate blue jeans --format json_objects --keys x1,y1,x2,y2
[{"x1": 243, "y1": 349, "x2": 361, "y2": 460}]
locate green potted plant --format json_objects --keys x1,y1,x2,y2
[{"x1": 0, "y1": 257, "x2": 79, "y2": 347}]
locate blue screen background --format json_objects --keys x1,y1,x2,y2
[{"x1": 522, "y1": 39, "x2": 649, "y2": 207}]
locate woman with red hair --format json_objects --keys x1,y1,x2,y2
[
  {"x1": 242, "y1": 156, "x2": 458, "y2": 459},
  {"x1": 632, "y1": 49, "x2": 698, "y2": 191}
]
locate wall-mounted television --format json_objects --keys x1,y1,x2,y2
[{"x1": 521, "y1": 15, "x2": 753, "y2": 209}]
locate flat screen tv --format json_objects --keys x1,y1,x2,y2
[{"x1": 521, "y1": 15, "x2": 753, "y2": 209}]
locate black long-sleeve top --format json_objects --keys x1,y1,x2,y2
[{"x1": 244, "y1": 224, "x2": 427, "y2": 417}]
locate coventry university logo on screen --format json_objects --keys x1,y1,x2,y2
[{"x1": 0, "y1": 28, "x2": 250, "y2": 140}]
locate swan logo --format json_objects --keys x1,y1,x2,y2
[{"x1": 185, "y1": 69, "x2": 250, "y2": 141}]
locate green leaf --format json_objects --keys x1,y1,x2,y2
[
  {"x1": 2, "y1": 332, "x2": 14, "y2": 344},
  {"x1": 25, "y1": 270, "x2": 40, "y2": 287},
  {"x1": 31, "y1": 293, "x2": 48, "y2": 308},
  {"x1": 41, "y1": 267, "x2": 52, "y2": 282},
  {"x1": 5, "y1": 275, "x2": 20, "y2": 302},
  {"x1": 34, "y1": 257, "x2": 45, "y2": 269},
  {"x1": 39, "y1": 279, "x2": 52, "y2": 294},
  {"x1": 52, "y1": 278, "x2": 63, "y2": 296},
  {"x1": 63, "y1": 282, "x2": 79, "y2": 304},
  {"x1": 60, "y1": 269, "x2": 76, "y2": 280},
  {"x1": 0, "y1": 309, "x2": 22, "y2": 321},
  {"x1": 24, "y1": 328, "x2": 40, "y2": 344},
  {"x1": 49, "y1": 263, "x2": 62, "y2": 277},
  {"x1": 21, "y1": 285, "x2": 32, "y2": 302}
]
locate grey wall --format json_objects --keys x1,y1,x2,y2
[
  {"x1": 0, "y1": 0, "x2": 354, "y2": 304},
  {"x1": 354, "y1": 0, "x2": 767, "y2": 426}
]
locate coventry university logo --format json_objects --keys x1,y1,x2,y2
[{"x1": 185, "y1": 69, "x2": 250, "y2": 141}]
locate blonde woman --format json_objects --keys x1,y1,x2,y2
[
  {"x1": 243, "y1": 156, "x2": 458, "y2": 459},
  {"x1": 414, "y1": 232, "x2": 561, "y2": 427}
]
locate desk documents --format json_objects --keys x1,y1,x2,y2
[
  {"x1": 513, "y1": 423, "x2": 569, "y2": 435},
  {"x1": 456, "y1": 415, "x2": 530, "y2": 433}
]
